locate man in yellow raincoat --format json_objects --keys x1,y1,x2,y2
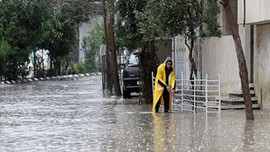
[{"x1": 152, "y1": 57, "x2": 176, "y2": 113}]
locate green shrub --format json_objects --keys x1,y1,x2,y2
[
  {"x1": 76, "y1": 63, "x2": 87, "y2": 73},
  {"x1": 68, "y1": 63, "x2": 88, "y2": 74},
  {"x1": 36, "y1": 69, "x2": 46, "y2": 77},
  {"x1": 68, "y1": 65, "x2": 79, "y2": 74}
]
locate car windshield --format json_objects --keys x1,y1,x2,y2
[{"x1": 127, "y1": 53, "x2": 139, "y2": 66}]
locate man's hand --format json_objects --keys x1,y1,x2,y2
[
  {"x1": 171, "y1": 89, "x2": 175, "y2": 97},
  {"x1": 167, "y1": 86, "x2": 171, "y2": 92}
]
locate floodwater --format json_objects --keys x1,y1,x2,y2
[{"x1": 0, "y1": 75, "x2": 270, "y2": 152}]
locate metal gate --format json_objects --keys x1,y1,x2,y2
[{"x1": 152, "y1": 72, "x2": 221, "y2": 116}]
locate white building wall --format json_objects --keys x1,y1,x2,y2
[
  {"x1": 173, "y1": 35, "x2": 190, "y2": 80},
  {"x1": 238, "y1": 0, "x2": 270, "y2": 24},
  {"x1": 254, "y1": 24, "x2": 270, "y2": 106},
  {"x1": 202, "y1": 35, "x2": 241, "y2": 96},
  {"x1": 79, "y1": 23, "x2": 91, "y2": 62},
  {"x1": 201, "y1": 24, "x2": 252, "y2": 96}
]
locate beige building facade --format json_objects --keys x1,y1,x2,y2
[{"x1": 173, "y1": 0, "x2": 270, "y2": 107}]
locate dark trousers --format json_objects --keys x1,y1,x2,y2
[{"x1": 155, "y1": 89, "x2": 169, "y2": 112}]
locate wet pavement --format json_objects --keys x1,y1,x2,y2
[{"x1": 1, "y1": 75, "x2": 270, "y2": 152}]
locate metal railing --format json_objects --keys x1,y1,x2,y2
[
  {"x1": 152, "y1": 72, "x2": 221, "y2": 116},
  {"x1": 151, "y1": 72, "x2": 155, "y2": 100}
]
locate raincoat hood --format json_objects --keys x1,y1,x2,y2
[{"x1": 164, "y1": 57, "x2": 172, "y2": 64}]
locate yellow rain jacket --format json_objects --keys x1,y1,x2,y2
[{"x1": 152, "y1": 61, "x2": 175, "y2": 113}]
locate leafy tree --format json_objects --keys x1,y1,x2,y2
[
  {"x1": 39, "y1": 15, "x2": 78, "y2": 75},
  {"x1": 116, "y1": 0, "x2": 221, "y2": 101},
  {"x1": 82, "y1": 21, "x2": 104, "y2": 72},
  {"x1": 1, "y1": 0, "x2": 51, "y2": 47},
  {"x1": 116, "y1": 0, "x2": 159, "y2": 101},
  {"x1": 136, "y1": 0, "x2": 221, "y2": 80},
  {"x1": 54, "y1": 0, "x2": 101, "y2": 24},
  {"x1": 115, "y1": 0, "x2": 147, "y2": 50},
  {"x1": 0, "y1": 40, "x2": 11, "y2": 80},
  {"x1": 0, "y1": 0, "x2": 52, "y2": 79},
  {"x1": 39, "y1": 0, "x2": 101, "y2": 76},
  {"x1": 0, "y1": 0, "x2": 100, "y2": 78}
]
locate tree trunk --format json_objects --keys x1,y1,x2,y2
[
  {"x1": 102, "y1": 0, "x2": 112, "y2": 95},
  {"x1": 53, "y1": 59, "x2": 61, "y2": 76},
  {"x1": 221, "y1": 0, "x2": 254, "y2": 120},
  {"x1": 140, "y1": 41, "x2": 157, "y2": 103},
  {"x1": 108, "y1": 1, "x2": 121, "y2": 96},
  {"x1": 34, "y1": 49, "x2": 36, "y2": 78},
  {"x1": 101, "y1": 55, "x2": 106, "y2": 94},
  {"x1": 185, "y1": 39, "x2": 197, "y2": 81},
  {"x1": 50, "y1": 56, "x2": 53, "y2": 77}
]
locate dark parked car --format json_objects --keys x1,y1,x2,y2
[{"x1": 122, "y1": 53, "x2": 141, "y2": 98}]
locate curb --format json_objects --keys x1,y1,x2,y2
[{"x1": 0, "y1": 72, "x2": 101, "y2": 85}]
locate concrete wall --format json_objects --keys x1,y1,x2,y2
[
  {"x1": 238, "y1": 0, "x2": 270, "y2": 24},
  {"x1": 254, "y1": 24, "x2": 270, "y2": 106},
  {"x1": 201, "y1": 25, "x2": 253, "y2": 96},
  {"x1": 155, "y1": 39, "x2": 172, "y2": 63},
  {"x1": 173, "y1": 25, "x2": 254, "y2": 96},
  {"x1": 202, "y1": 36, "x2": 241, "y2": 96}
]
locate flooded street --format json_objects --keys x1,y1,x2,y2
[{"x1": 1, "y1": 75, "x2": 270, "y2": 151}]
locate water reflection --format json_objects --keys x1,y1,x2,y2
[
  {"x1": 243, "y1": 120, "x2": 255, "y2": 152},
  {"x1": 153, "y1": 113, "x2": 177, "y2": 152}
]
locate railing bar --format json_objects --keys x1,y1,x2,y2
[
  {"x1": 170, "y1": 72, "x2": 221, "y2": 116},
  {"x1": 218, "y1": 73, "x2": 221, "y2": 116},
  {"x1": 195, "y1": 101, "x2": 206, "y2": 103},
  {"x1": 206, "y1": 96, "x2": 219, "y2": 98},
  {"x1": 183, "y1": 99, "x2": 196, "y2": 102},
  {"x1": 151, "y1": 72, "x2": 154, "y2": 100},
  {"x1": 181, "y1": 72, "x2": 184, "y2": 112},
  {"x1": 193, "y1": 75, "x2": 196, "y2": 113}
]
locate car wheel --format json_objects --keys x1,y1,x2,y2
[{"x1": 123, "y1": 89, "x2": 130, "y2": 98}]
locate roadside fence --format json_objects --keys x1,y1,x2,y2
[{"x1": 152, "y1": 72, "x2": 221, "y2": 116}]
